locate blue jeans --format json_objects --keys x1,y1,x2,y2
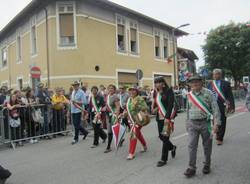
[{"x1": 72, "y1": 113, "x2": 88, "y2": 141}]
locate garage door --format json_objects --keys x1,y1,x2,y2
[{"x1": 118, "y1": 72, "x2": 138, "y2": 86}]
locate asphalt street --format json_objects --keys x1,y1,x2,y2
[{"x1": 1, "y1": 104, "x2": 250, "y2": 184}]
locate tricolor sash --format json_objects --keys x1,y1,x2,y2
[
  {"x1": 155, "y1": 93, "x2": 176, "y2": 120},
  {"x1": 212, "y1": 81, "x2": 226, "y2": 101},
  {"x1": 107, "y1": 94, "x2": 117, "y2": 124},
  {"x1": 91, "y1": 96, "x2": 101, "y2": 113},
  {"x1": 188, "y1": 91, "x2": 213, "y2": 134}
]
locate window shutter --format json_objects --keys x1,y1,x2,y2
[
  {"x1": 118, "y1": 25, "x2": 124, "y2": 35},
  {"x1": 60, "y1": 14, "x2": 74, "y2": 37},
  {"x1": 130, "y1": 28, "x2": 137, "y2": 41},
  {"x1": 155, "y1": 36, "x2": 160, "y2": 47}
]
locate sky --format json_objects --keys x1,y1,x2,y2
[{"x1": 0, "y1": 0, "x2": 249, "y2": 68}]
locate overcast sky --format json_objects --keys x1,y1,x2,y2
[{"x1": 0, "y1": 0, "x2": 249, "y2": 68}]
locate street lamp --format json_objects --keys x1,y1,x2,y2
[{"x1": 172, "y1": 23, "x2": 190, "y2": 86}]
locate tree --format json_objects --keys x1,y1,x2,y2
[{"x1": 203, "y1": 22, "x2": 250, "y2": 87}]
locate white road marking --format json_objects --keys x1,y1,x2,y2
[
  {"x1": 173, "y1": 112, "x2": 247, "y2": 140},
  {"x1": 172, "y1": 133, "x2": 188, "y2": 140}
]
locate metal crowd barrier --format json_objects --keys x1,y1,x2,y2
[{"x1": 0, "y1": 104, "x2": 71, "y2": 149}]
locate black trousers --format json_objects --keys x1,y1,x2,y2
[
  {"x1": 93, "y1": 123, "x2": 107, "y2": 146},
  {"x1": 72, "y1": 113, "x2": 88, "y2": 141},
  {"x1": 217, "y1": 110, "x2": 227, "y2": 141},
  {"x1": 157, "y1": 119, "x2": 174, "y2": 162},
  {"x1": 53, "y1": 109, "x2": 64, "y2": 133}
]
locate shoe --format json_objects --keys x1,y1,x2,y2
[
  {"x1": 34, "y1": 139, "x2": 39, "y2": 143},
  {"x1": 104, "y1": 148, "x2": 112, "y2": 153},
  {"x1": 140, "y1": 146, "x2": 147, "y2": 153},
  {"x1": 217, "y1": 140, "x2": 223, "y2": 146},
  {"x1": 29, "y1": 139, "x2": 35, "y2": 144},
  {"x1": 83, "y1": 132, "x2": 89, "y2": 140},
  {"x1": 202, "y1": 165, "x2": 211, "y2": 174},
  {"x1": 91, "y1": 145, "x2": 98, "y2": 148},
  {"x1": 71, "y1": 140, "x2": 78, "y2": 145},
  {"x1": 46, "y1": 136, "x2": 52, "y2": 140},
  {"x1": 157, "y1": 160, "x2": 167, "y2": 167},
  {"x1": 184, "y1": 168, "x2": 196, "y2": 178},
  {"x1": 126, "y1": 154, "x2": 135, "y2": 160},
  {"x1": 171, "y1": 146, "x2": 177, "y2": 158}
]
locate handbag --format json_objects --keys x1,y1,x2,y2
[
  {"x1": 32, "y1": 108, "x2": 44, "y2": 125},
  {"x1": 136, "y1": 111, "x2": 150, "y2": 127},
  {"x1": 9, "y1": 117, "x2": 21, "y2": 128}
]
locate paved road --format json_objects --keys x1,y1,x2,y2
[{"x1": 1, "y1": 105, "x2": 250, "y2": 184}]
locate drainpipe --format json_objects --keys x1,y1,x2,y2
[{"x1": 44, "y1": 7, "x2": 50, "y2": 88}]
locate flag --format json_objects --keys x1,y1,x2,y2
[
  {"x1": 112, "y1": 123, "x2": 126, "y2": 151},
  {"x1": 246, "y1": 23, "x2": 250, "y2": 28}
]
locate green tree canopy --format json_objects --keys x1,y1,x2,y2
[{"x1": 203, "y1": 22, "x2": 250, "y2": 86}]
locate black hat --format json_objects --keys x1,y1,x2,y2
[{"x1": 188, "y1": 75, "x2": 203, "y2": 83}]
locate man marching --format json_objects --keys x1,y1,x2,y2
[
  {"x1": 184, "y1": 75, "x2": 221, "y2": 178},
  {"x1": 118, "y1": 86, "x2": 130, "y2": 130},
  {"x1": 71, "y1": 81, "x2": 89, "y2": 145},
  {"x1": 208, "y1": 69, "x2": 235, "y2": 145}
]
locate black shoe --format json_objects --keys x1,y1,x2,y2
[
  {"x1": 184, "y1": 168, "x2": 196, "y2": 178},
  {"x1": 83, "y1": 132, "x2": 89, "y2": 140},
  {"x1": 171, "y1": 146, "x2": 177, "y2": 158},
  {"x1": 157, "y1": 161, "x2": 167, "y2": 167},
  {"x1": 104, "y1": 148, "x2": 112, "y2": 153},
  {"x1": 91, "y1": 144, "x2": 98, "y2": 148},
  {"x1": 202, "y1": 165, "x2": 210, "y2": 174}
]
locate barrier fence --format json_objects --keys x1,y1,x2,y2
[{"x1": 0, "y1": 104, "x2": 71, "y2": 149}]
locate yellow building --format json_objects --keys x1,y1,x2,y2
[{"x1": 0, "y1": 0, "x2": 187, "y2": 90}]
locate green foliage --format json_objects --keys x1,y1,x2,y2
[{"x1": 203, "y1": 22, "x2": 250, "y2": 84}]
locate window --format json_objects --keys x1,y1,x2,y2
[
  {"x1": 163, "y1": 38, "x2": 168, "y2": 59},
  {"x1": 1, "y1": 48, "x2": 7, "y2": 68},
  {"x1": 117, "y1": 15, "x2": 126, "y2": 52},
  {"x1": 58, "y1": 3, "x2": 76, "y2": 47},
  {"x1": 17, "y1": 35, "x2": 22, "y2": 62},
  {"x1": 155, "y1": 36, "x2": 160, "y2": 57},
  {"x1": 117, "y1": 24, "x2": 126, "y2": 52},
  {"x1": 130, "y1": 21, "x2": 138, "y2": 54},
  {"x1": 31, "y1": 25, "x2": 37, "y2": 55}
]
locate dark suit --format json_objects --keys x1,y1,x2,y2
[
  {"x1": 208, "y1": 80, "x2": 235, "y2": 141},
  {"x1": 155, "y1": 87, "x2": 175, "y2": 162}
]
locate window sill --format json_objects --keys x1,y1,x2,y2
[
  {"x1": 57, "y1": 45, "x2": 78, "y2": 50},
  {"x1": 31, "y1": 54, "x2": 38, "y2": 58},
  {"x1": 16, "y1": 60, "x2": 22, "y2": 64},
  {"x1": 0, "y1": 67, "x2": 8, "y2": 71}
]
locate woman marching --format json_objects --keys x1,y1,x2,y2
[
  {"x1": 89, "y1": 86, "x2": 107, "y2": 148},
  {"x1": 153, "y1": 77, "x2": 177, "y2": 167},
  {"x1": 125, "y1": 86, "x2": 149, "y2": 160},
  {"x1": 104, "y1": 84, "x2": 120, "y2": 153}
]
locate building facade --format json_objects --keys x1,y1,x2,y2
[{"x1": 0, "y1": 0, "x2": 186, "y2": 90}]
